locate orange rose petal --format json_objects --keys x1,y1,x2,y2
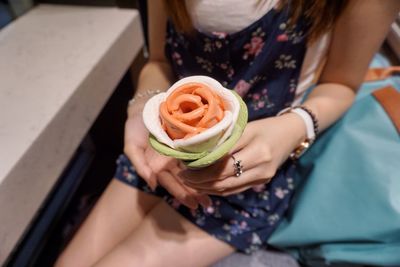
[
  {"x1": 160, "y1": 102, "x2": 200, "y2": 139},
  {"x1": 170, "y1": 94, "x2": 203, "y2": 111},
  {"x1": 193, "y1": 87, "x2": 220, "y2": 128},
  {"x1": 160, "y1": 82, "x2": 226, "y2": 140},
  {"x1": 173, "y1": 105, "x2": 206, "y2": 122},
  {"x1": 166, "y1": 83, "x2": 199, "y2": 110}
]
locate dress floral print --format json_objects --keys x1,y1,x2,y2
[
  {"x1": 114, "y1": 7, "x2": 309, "y2": 254},
  {"x1": 278, "y1": 20, "x2": 306, "y2": 44},
  {"x1": 275, "y1": 54, "x2": 297, "y2": 69},
  {"x1": 242, "y1": 27, "x2": 266, "y2": 60},
  {"x1": 247, "y1": 88, "x2": 275, "y2": 111}
]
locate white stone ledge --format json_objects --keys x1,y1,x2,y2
[{"x1": 0, "y1": 4, "x2": 143, "y2": 262}]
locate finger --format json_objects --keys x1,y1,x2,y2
[
  {"x1": 170, "y1": 166, "x2": 212, "y2": 208},
  {"x1": 220, "y1": 142, "x2": 267, "y2": 178},
  {"x1": 178, "y1": 157, "x2": 231, "y2": 184},
  {"x1": 145, "y1": 146, "x2": 176, "y2": 174},
  {"x1": 181, "y1": 142, "x2": 263, "y2": 184},
  {"x1": 228, "y1": 124, "x2": 254, "y2": 154},
  {"x1": 177, "y1": 160, "x2": 187, "y2": 170},
  {"x1": 207, "y1": 180, "x2": 269, "y2": 197},
  {"x1": 157, "y1": 171, "x2": 199, "y2": 209},
  {"x1": 177, "y1": 126, "x2": 254, "y2": 183},
  {"x1": 185, "y1": 165, "x2": 266, "y2": 192},
  {"x1": 184, "y1": 185, "x2": 212, "y2": 208},
  {"x1": 125, "y1": 146, "x2": 157, "y2": 190}
]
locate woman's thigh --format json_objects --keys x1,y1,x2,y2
[
  {"x1": 56, "y1": 179, "x2": 162, "y2": 267},
  {"x1": 93, "y1": 200, "x2": 235, "y2": 267}
]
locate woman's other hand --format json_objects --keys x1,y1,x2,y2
[
  {"x1": 144, "y1": 145, "x2": 212, "y2": 209},
  {"x1": 124, "y1": 105, "x2": 211, "y2": 209},
  {"x1": 123, "y1": 109, "x2": 156, "y2": 189}
]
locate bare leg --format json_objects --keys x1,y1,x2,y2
[
  {"x1": 55, "y1": 179, "x2": 162, "y2": 267},
  {"x1": 93, "y1": 200, "x2": 235, "y2": 267}
]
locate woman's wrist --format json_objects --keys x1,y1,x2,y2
[
  {"x1": 259, "y1": 114, "x2": 308, "y2": 162},
  {"x1": 126, "y1": 60, "x2": 173, "y2": 118},
  {"x1": 126, "y1": 88, "x2": 165, "y2": 117},
  {"x1": 256, "y1": 114, "x2": 307, "y2": 165},
  {"x1": 127, "y1": 102, "x2": 144, "y2": 117},
  {"x1": 279, "y1": 113, "x2": 308, "y2": 148}
]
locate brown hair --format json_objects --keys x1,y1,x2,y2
[{"x1": 164, "y1": 0, "x2": 348, "y2": 42}]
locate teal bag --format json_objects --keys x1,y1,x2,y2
[{"x1": 268, "y1": 56, "x2": 400, "y2": 266}]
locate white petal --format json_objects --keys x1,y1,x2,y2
[
  {"x1": 142, "y1": 93, "x2": 175, "y2": 148},
  {"x1": 173, "y1": 111, "x2": 233, "y2": 153}
]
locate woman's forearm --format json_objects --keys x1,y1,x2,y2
[
  {"x1": 127, "y1": 60, "x2": 174, "y2": 116},
  {"x1": 302, "y1": 83, "x2": 356, "y2": 132},
  {"x1": 269, "y1": 82, "x2": 356, "y2": 164}
]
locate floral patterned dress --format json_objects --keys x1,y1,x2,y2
[{"x1": 114, "y1": 6, "x2": 308, "y2": 254}]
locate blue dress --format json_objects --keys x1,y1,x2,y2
[{"x1": 114, "y1": 6, "x2": 308, "y2": 254}]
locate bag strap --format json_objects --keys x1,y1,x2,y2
[
  {"x1": 364, "y1": 66, "x2": 400, "y2": 82},
  {"x1": 372, "y1": 86, "x2": 400, "y2": 135}
]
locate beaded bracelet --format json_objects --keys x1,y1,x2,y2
[
  {"x1": 299, "y1": 105, "x2": 319, "y2": 136},
  {"x1": 128, "y1": 89, "x2": 163, "y2": 106}
]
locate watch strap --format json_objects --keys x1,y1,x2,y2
[{"x1": 291, "y1": 107, "x2": 316, "y2": 141}]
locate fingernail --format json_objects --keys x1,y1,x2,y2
[
  {"x1": 205, "y1": 196, "x2": 212, "y2": 207},
  {"x1": 150, "y1": 181, "x2": 157, "y2": 191},
  {"x1": 187, "y1": 198, "x2": 199, "y2": 209},
  {"x1": 199, "y1": 196, "x2": 212, "y2": 208}
]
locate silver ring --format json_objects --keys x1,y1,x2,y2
[{"x1": 231, "y1": 155, "x2": 243, "y2": 177}]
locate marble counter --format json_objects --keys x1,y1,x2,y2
[{"x1": 0, "y1": 4, "x2": 143, "y2": 262}]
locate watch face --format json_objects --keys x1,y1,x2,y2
[{"x1": 291, "y1": 140, "x2": 311, "y2": 160}]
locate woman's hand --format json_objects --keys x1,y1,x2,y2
[
  {"x1": 180, "y1": 114, "x2": 306, "y2": 196},
  {"x1": 143, "y1": 145, "x2": 212, "y2": 209},
  {"x1": 124, "y1": 107, "x2": 211, "y2": 209},
  {"x1": 124, "y1": 109, "x2": 156, "y2": 189}
]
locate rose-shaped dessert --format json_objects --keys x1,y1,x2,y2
[{"x1": 143, "y1": 76, "x2": 248, "y2": 168}]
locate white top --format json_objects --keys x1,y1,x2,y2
[
  {"x1": 0, "y1": 5, "x2": 142, "y2": 262},
  {"x1": 185, "y1": 0, "x2": 330, "y2": 104}
]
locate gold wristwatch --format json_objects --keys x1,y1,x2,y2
[{"x1": 277, "y1": 106, "x2": 319, "y2": 160}]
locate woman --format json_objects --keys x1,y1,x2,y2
[{"x1": 56, "y1": 0, "x2": 400, "y2": 266}]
